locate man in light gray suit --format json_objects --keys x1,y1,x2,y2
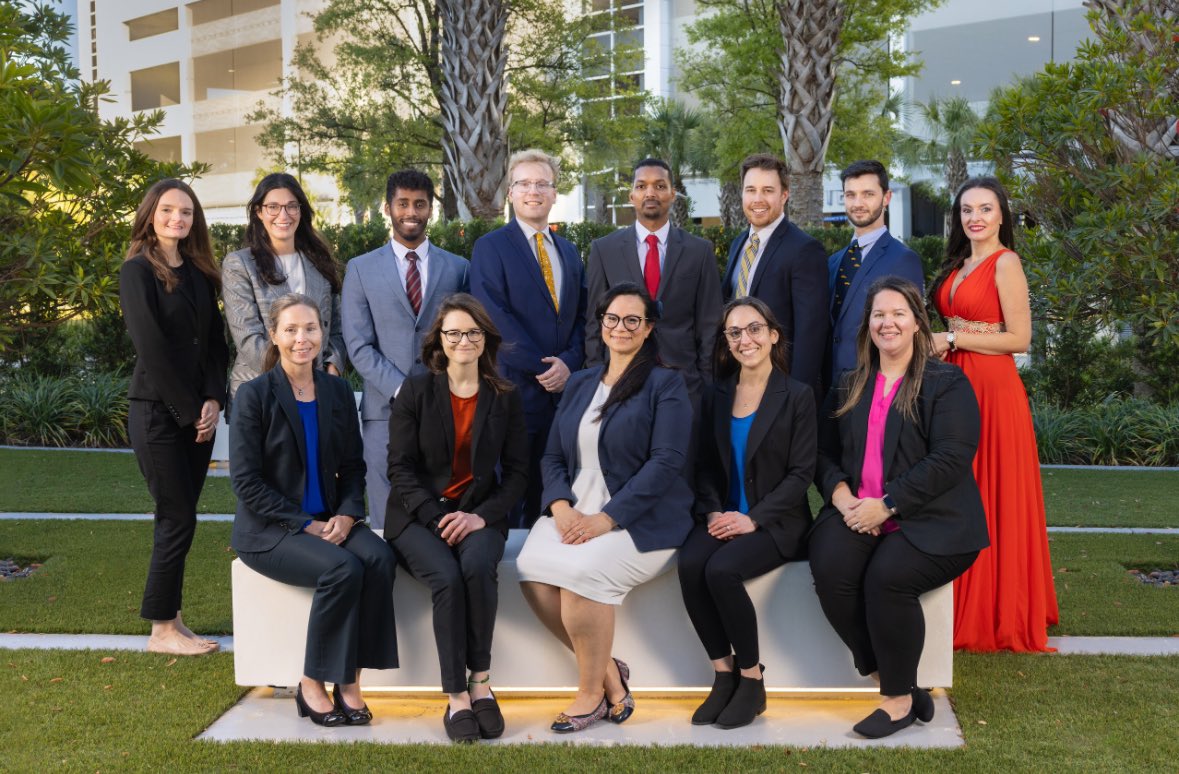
[
  {"x1": 342, "y1": 169, "x2": 469, "y2": 532},
  {"x1": 585, "y1": 158, "x2": 722, "y2": 403}
]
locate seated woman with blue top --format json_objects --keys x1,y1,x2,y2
[
  {"x1": 230, "y1": 293, "x2": 398, "y2": 727},
  {"x1": 678, "y1": 297, "x2": 817, "y2": 729}
]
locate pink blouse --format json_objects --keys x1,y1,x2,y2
[{"x1": 858, "y1": 372, "x2": 902, "y2": 534}]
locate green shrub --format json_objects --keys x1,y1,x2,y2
[
  {"x1": 1021, "y1": 327, "x2": 1137, "y2": 409},
  {"x1": 0, "y1": 374, "x2": 78, "y2": 447},
  {"x1": 71, "y1": 374, "x2": 130, "y2": 448},
  {"x1": 209, "y1": 223, "x2": 246, "y2": 259},
  {"x1": 429, "y1": 218, "x2": 504, "y2": 260},
  {"x1": 1033, "y1": 399, "x2": 1179, "y2": 466},
  {"x1": 1032, "y1": 404, "x2": 1091, "y2": 465},
  {"x1": 908, "y1": 234, "x2": 946, "y2": 286},
  {"x1": 322, "y1": 220, "x2": 389, "y2": 262}
]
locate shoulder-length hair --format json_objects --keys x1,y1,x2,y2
[
  {"x1": 262, "y1": 292, "x2": 322, "y2": 372},
  {"x1": 711, "y1": 296, "x2": 790, "y2": 381},
  {"x1": 243, "y1": 173, "x2": 340, "y2": 292},
  {"x1": 928, "y1": 176, "x2": 1015, "y2": 311},
  {"x1": 594, "y1": 282, "x2": 661, "y2": 422},
  {"x1": 126, "y1": 178, "x2": 220, "y2": 293},
  {"x1": 836, "y1": 276, "x2": 935, "y2": 422},
  {"x1": 420, "y1": 293, "x2": 513, "y2": 394}
]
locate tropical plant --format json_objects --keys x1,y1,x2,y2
[
  {"x1": 639, "y1": 99, "x2": 704, "y2": 226},
  {"x1": 895, "y1": 95, "x2": 982, "y2": 203}
]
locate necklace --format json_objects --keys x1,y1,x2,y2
[{"x1": 285, "y1": 372, "x2": 313, "y2": 399}]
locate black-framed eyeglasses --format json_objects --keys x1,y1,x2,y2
[
  {"x1": 600, "y1": 313, "x2": 647, "y2": 331},
  {"x1": 260, "y1": 202, "x2": 301, "y2": 216},
  {"x1": 441, "y1": 329, "x2": 484, "y2": 344},
  {"x1": 724, "y1": 321, "x2": 769, "y2": 342}
]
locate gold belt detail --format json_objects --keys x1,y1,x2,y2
[{"x1": 947, "y1": 316, "x2": 1005, "y2": 334}]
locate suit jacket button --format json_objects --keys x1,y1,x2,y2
[
  {"x1": 834, "y1": 336, "x2": 841, "y2": 344},
  {"x1": 414, "y1": 358, "x2": 421, "y2": 365}
]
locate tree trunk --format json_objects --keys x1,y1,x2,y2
[
  {"x1": 671, "y1": 179, "x2": 692, "y2": 227},
  {"x1": 775, "y1": 0, "x2": 844, "y2": 228},
  {"x1": 438, "y1": 0, "x2": 509, "y2": 220},
  {"x1": 719, "y1": 180, "x2": 745, "y2": 231},
  {"x1": 945, "y1": 150, "x2": 968, "y2": 200}
]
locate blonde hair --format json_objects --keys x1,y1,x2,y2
[{"x1": 507, "y1": 149, "x2": 560, "y2": 183}]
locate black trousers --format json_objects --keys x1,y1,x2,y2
[
  {"x1": 390, "y1": 523, "x2": 505, "y2": 693},
  {"x1": 128, "y1": 399, "x2": 213, "y2": 621},
  {"x1": 677, "y1": 522, "x2": 789, "y2": 670},
  {"x1": 237, "y1": 525, "x2": 399, "y2": 685},
  {"x1": 808, "y1": 514, "x2": 978, "y2": 696},
  {"x1": 507, "y1": 427, "x2": 547, "y2": 529}
]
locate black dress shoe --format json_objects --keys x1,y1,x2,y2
[
  {"x1": 332, "y1": 685, "x2": 373, "y2": 726},
  {"x1": 295, "y1": 684, "x2": 346, "y2": 727},
  {"x1": 444, "y1": 705, "x2": 481, "y2": 743},
  {"x1": 853, "y1": 706, "x2": 917, "y2": 738},
  {"x1": 911, "y1": 687, "x2": 934, "y2": 723},
  {"x1": 472, "y1": 691, "x2": 505, "y2": 739},
  {"x1": 692, "y1": 670, "x2": 739, "y2": 725},
  {"x1": 714, "y1": 666, "x2": 766, "y2": 729}
]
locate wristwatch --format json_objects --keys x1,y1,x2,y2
[
  {"x1": 882, "y1": 493, "x2": 898, "y2": 516},
  {"x1": 946, "y1": 331, "x2": 957, "y2": 351}
]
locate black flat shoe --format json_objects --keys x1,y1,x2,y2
[
  {"x1": 853, "y1": 706, "x2": 917, "y2": 738},
  {"x1": 295, "y1": 684, "x2": 346, "y2": 727},
  {"x1": 444, "y1": 705, "x2": 481, "y2": 743},
  {"x1": 607, "y1": 657, "x2": 634, "y2": 724},
  {"x1": 472, "y1": 690, "x2": 505, "y2": 739},
  {"x1": 550, "y1": 695, "x2": 608, "y2": 733},
  {"x1": 332, "y1": 685, "x2": 373, "y2": 726},
  {"x1": 692, "y1": 670, "x2": 739, "y2": 725},
  {"x1": 714, "y1": 665, "x2": 766, "y2": 729},
  {"x1": 911, "y1": 687, "x2": 934, "y2": 723}
]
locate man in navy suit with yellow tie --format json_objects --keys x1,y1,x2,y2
[
  {"x1": 470, "y1": 149, "x2": 587, "y2": 528},
  {"x1": 826, "y1": 160, "x2": 924, "y2": 391}
]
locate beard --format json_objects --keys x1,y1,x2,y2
[{"x1": 847, "y1": 201, "x2": 885, "y2": 229}]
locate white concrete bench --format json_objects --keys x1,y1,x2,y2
[{"x1": 231, "y1": 530, "x2": 953, "y2": 691}]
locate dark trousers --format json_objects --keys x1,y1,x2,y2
[
  {"x1": 677, "y1": 522, "x2": 789, "y2": 670},
  {"x1": 129, "y1": 399, "x2": 213, "y2": 621},
  {"x1": 237, "y1": 525, "x2": 399, "y2": 685},
  {"x1": 390, "y1": 523, "x2": 505, "y2": 693},
  {"x1": 808, "y1": 515, "x2": 978, "y2": 695},
  {"x1": 507, "y1": 427, "x2": 547, "y2": 529}
]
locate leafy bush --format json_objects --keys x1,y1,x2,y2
[
  {"x1": 322, "y1": 220, "x2": 388, "y2": 262},
  {"x1": 0, "y1": 373, "x2": 129, "y2": 448},
  {"x1": 907, "y1": 234, "x2": 946, "y2": 286},
  {"x1": 1021, "y1": 326, "x2": 1137, "y2": 409},
  {"x1": 1032, "y1": 399, "x2": 1179, "y2": 466},
  {"x1": 71, "y1": 373, "x2": 130, "y2": 448}
]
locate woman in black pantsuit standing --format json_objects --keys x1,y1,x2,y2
[
  {"x1": 120, "y1": 179, "x2": 229, "y2": 656},
  {"x1": 809, "y1": 276, "x2": 989, "y2": 739},
  {"x1": 231, "y1": 293, "x2": 398, "y2": 727},
  {"x1": 678, "y1": 297, "x2": 817, "y2": 729}
]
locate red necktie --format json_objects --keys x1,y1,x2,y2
[
  {"x1": 643, "y1": 233, "x2": 661, "y2": 299},
  {"x1": 405, "y1": 250, "x2": 422, "y2": 316}
]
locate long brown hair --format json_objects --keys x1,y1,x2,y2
[
  {"x1": 126, "y1": 179, "x2": 220, "y2": 293},
  {"x1": 262, "y1": 293, "x2": 321, "y2": 372},
  {"x1": 928, "y1": 176, "x2": 1015, "y2": 313},
  {"x1": 593, "y1": 283, "x2": 662, "y2": 422},
  {"x1": 421, "y1": 293, "x2": 513, "y2": 394},
  {"x1": 243, "y1": 173, "x2": 340, "y2": 292},
  {"x1": 836, "y1": 276, "x2": 934, "y2": 422},
  {"x1": 711, "y1": 296, "x2": 790, "y2": 381}
]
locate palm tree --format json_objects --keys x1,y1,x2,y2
[{"x1": 639, "y1": 98, "x2": 703, "y2": 226}]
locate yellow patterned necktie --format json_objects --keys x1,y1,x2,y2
[
  {"x1": 735, "y1": 231, "x2": 760, "y2": 297},
  {"x1": 535, "y1": 232, "x2": 559, "y2": 312}
]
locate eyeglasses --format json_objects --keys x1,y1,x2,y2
[
  {"x1": 724, "y1": 322, "x2": 769, "y2": 342},
  {"x1": 441, "y1": 329, "x2": 484, "y2": 344},
  {"x1": 600, "y1": 313, "x2": 647, "y2": 331},
  {"x1": 510, "y1": 180, "x2": 557, "y2": 193},
  {"x1": 260, "y1": 202, "x2": 301, "y2": 216}
]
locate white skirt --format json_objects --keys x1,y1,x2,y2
[{"x1": 516, "y1": 515, "x2": 676, "y2": 605}]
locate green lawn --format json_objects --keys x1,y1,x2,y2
[
  {"x1": 1040, "y1": 468, "x2": 1179, "y2": 528},
  {"x1": 2, "y1": 649, "x2": 1175, "y2": 771}
]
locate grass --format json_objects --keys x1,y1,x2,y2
[
  {"x1": 1, "y1": 649, "x2": 1175, "y2": 771},
  {"x1": 1041, "y1": 468, "x2": 1179, "y2": 528}
]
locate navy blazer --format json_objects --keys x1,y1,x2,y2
[
  {"x1": 723, "y1": 221, "x2": 829, "y2": 394},
  {"x1": 385, "y1": 372, "x2": 529, "y2": 540},
  {"x1": 540, "y1": 366, "x2": 694, "y2": 552},
  {"x1": 470, "y1": 220, "x2": 587, "y2": 432},
  {"x1": 230, "y1": 368, "x2": 367, "y2": 553},
  {"x1": 814, "y1": 361, "x2": 990, "y2": 557},
  {"x1": 119, "y1": 255, "x2": 228, "y2": 427},
  {"x1": 826, "y1": 230, "x2": 924, "y2": 387},
  {"x1": 695, "y1": 369, "x2": 817, "y2": 559}
]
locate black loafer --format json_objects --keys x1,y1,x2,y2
[
  {"x1": 443, "y1": 705, "x2": 480, "y2": 743},
  {"x1": 472, "y1": 693, "x2": 505, "y2": 739},
  {"x1": 912, "y1": 687, "x2": 935, "y2": 723},
  {"x1": 853, "y1": 706, "x2": 916, "y2": 738},
  {"x1": 692, "y1": 670, "x2": 739, "y2": 725}
]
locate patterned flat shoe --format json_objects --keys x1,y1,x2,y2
[
  {"x1": 607, "y1": 657, "x2": 634, "y2": 724},
  {"x1": 551, "y1": 695, "x2": 608, "y2": 733}
]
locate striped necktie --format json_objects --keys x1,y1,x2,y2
[
  {"x1": 535, "y1": 232, "x2": 559, "y2": 312},
  {"x1": 405, "y1": 250, "x2": 422, "y2": 316},
  {"x1": 735, "y1": 231, "x2": 760, "y2": 297}
]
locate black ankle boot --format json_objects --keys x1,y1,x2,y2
[
  {"x1": 692, "y1": 670, "x2": 739, "y2": 725},
  {"x1": 714, "y1": 665, "x2": 766, "y2": 729}
]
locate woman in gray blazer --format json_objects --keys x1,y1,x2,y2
[{"x1": 222, "y1": 173, "x2": 346, "y2": 403}]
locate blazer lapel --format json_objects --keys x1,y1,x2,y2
[
  {"x1": 271, "y1": 369, "x2": 306, "y2": 470},
  {"x1": 377, "y1": 242, "x2": 417, "y2": 319},
  {"x1": 300, "y1": 254, "x2": 326, "y2": 309},
  {"x1": 469, "y1": 380, "x2": 493, "y2": 467},
  {"x1": 313, "y1": 370, "x2": 333, "y2": 502},
  {"x1": 658, "y1": 227, "x2": 686, "y2": 301},
  {"x1": 421, "y1": 246, "x2": 451, "y2": 313},
  {"x1": 712, "y1": 376, "x2": 736, "y2": 484},
  {"x1": 433, "y1": 371, "x2": 456, "y2": 460},
  {"x1": 555, "y1": 237, "x2": 581, "y2": 316},
  {"x1": 617, "y1": 227, "x2": 645, "y2": 287},
  {"x1": 838, "y1": 233, "x2": 891, "y2": 328},
  {"x1": 848, "y1": 375, "x2": 874, "y2": 487},
  {"x1": 568, "y1": 368, "x2": 604, "y2": 465},
  {"x1": 749, "y1": 223, "x2": 789, "y2": 295},
  {"x1": 744, "y1": 369, "x2": 787, "y2": 465},
  {"x1": 507, "y1": 221, "x2": 554, "y2": 311}
]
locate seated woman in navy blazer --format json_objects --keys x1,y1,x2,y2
[
  {"x1": 516, "y1": 282, "x2": 694, "y2": 734},
  {"x1": 679, "y1": 296, "x2": 817, "y2": 730},
  {"x1": 385, "y1": 293, "x2": 528, "y2": 743},
  {"x1": 230, "y1": 293, "x2": 398, "y2": 728},
  {"x1": 810, "y1": 276, "x2": 988, "y2": 739}
]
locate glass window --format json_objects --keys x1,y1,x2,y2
[
  {"x1": 126, "y1": 9, "x2": 177, "y2": 41},
  {"x1": 188, "y1": 0, "x2": 279, "y2": 27},
  {"x1": 135, "y1": 135, "x2": 182, "y2": 163},
  {"x1": 130, "y1": 63, "x2": 181, "y2": 111},
  {"x1": 193, "y1": 40, "x2": 283, "y2": 100},
  {"x1": 195, "y1": 126, "x2": 266, "y2": 175}
]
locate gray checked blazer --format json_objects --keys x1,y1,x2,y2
[{"x1": 222, "y1": 247, "x2": 346, "y2": 399}]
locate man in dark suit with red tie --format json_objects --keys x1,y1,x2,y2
[
  {"x1": 584, "y1": 158, "x2": 722, "y2": 404},
  {"x1": 721, "y1": 154, "x2": 829, "y2": 395}
]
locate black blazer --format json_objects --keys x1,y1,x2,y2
[
  {"x1": 230, "y1": 368, "x2": 367, "y2": 553},
  {"x1": 385, "y1": 372, "x2": 529, "y2": 540},
  {"x1": 723, "y1": 222, "x2": 829, "y2": 394},
  {"x1": 695, "y1": 369, "x2": 818, "y2": 559},
  {"x1": 119, "y1": 255, "x2": 228, "y2": 426},
  {"x1": 814, "y1": 360, "x2": 990, "y2": 556}
]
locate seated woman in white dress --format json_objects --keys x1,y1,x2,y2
[{"x1": 516, "y1": 282, "x2": 695, "y2": 734}]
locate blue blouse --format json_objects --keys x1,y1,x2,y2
[
  {"x1": 726, "y1": 412, "x2": 756, "y2": 513},
  {"x1": 297, "y1": 400, "x2": 326, "y2": 515}
]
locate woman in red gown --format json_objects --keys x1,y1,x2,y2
[{"x1": 930, "y1": 176, "x2": 1059, "y2": 652}]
